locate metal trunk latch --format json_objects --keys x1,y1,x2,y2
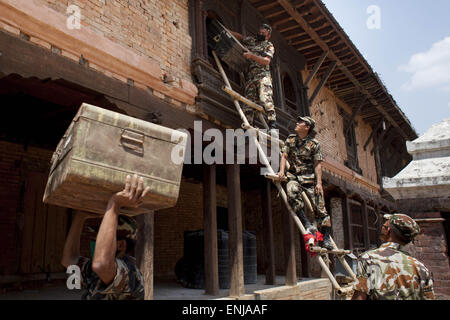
[{"x1": 120, "y1": 128, "x2": 145, "y2": 155}]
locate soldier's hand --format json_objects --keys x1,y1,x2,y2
[
  {"x1": 315, "y1": 183, "x2": 324, "y2": 196},
  {"x1": 110, "y1": 174, "x2": 150, "y2": 209},
  {"x1": 277, "y1": 171, "x2": 285, "y2": 179}
]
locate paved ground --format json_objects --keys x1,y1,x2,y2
[
  {"x1": 0, "y1": 275, "x2": 301, "y2": 300},
  {"x1": 2, "y1": 276, "x2": 447, "y2": 300}
]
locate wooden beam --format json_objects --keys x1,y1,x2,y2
[
  {"x1": 364, "y1": 118, "x2": 384, "y2": 151},
  {"x1": 345, "y1": 95, "x2": 367, "y2": 137},
  {"x1": 371, "y1": 123, "x2": 392, "y2": 154},
  {"x1": 373, "y1": 73, "x2": 416, "y2": 139},
  {"x1": 304, "y1": 50, "x2": 328, "y2": 87},
  {"x1": 203, "y1": 164, "x2": 219, "y2": 295},
  {"x1": 260, "y1": 179, "x2": 276, "y2": 285},
  {"x1": 136, "y1": 212, "x2": 155, "y2": 300},
  {"x1": 373, "y1": 142, "x2": 383, "y2": 185},
  {"x1": 282, "y1": 200, "x2": 297, "y2": 286},
  {"x1": 226, "y1": 164, "x2": 245, "y2": 297},
  {"x1": 309, "y1": 60, "x2": 337, "y2": 105},
  {"x1": 0, "y1": 30, "x2": 199, "y2": 131},
  {"x1": 276, "y1": 0, "x2": 410, "y2": 140},
  {"x1": 361, "y1": 200, "x2": 370, "y2": 250}
]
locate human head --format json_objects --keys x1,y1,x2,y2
[
  {"x1": 381, "y1": 213, "x2": 420, "y2": 245},
  {"x1": 295, "y1": 116, "x2": 316, "y2": 137},
  {"x1": 258, "y1": 24, "x2": 272, "y2": 41},
  {"x1": 89, "y1": 215, "x2": 137, "y2": 257},
  {"x1": 116, "y1": 215, "x2": 137, "y2": 256}
]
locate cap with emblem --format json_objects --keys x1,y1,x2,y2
[
  {"x1": 261, "y1": 23, "x2": 272, "y2": 34},
  {"x1": 384, "y1": 213, "x2": 420, "y2": 243},
  {"x1": 117, "y1": 215, "x2": 137, "y2": 241},
  {"x1": 297, "y1": 116, "x2": 316, "y2": 130}
]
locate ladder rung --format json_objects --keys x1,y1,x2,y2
[
  {"x1": 241, "y1": 123, "x2": 285, "y2": 147},
  {"x1": 264, "y1": 173, "x2": 288, "y2": 182},
  {"x1": 310, "y1": 246, "x2": 351, "y2": 255},
  {"x1": 222, "y1": 86, "x2": 265, "y2": 113}
]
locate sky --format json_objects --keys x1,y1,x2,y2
[{"x1": 321, "y1": 0, "x2": 450, "y2": 136}]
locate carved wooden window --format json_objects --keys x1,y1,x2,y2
[
  {"x1": 367, "y1": 205, "x2": 380, "y2": 249},
  {"x1": 339, "y1": 106, "x2": 362, "y2": 174},
  {"x1": 349, "y1": 200, "x2": 365, "y2": 254}
]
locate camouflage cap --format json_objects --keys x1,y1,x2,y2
[
  {"x1": 384, "y1": 213, "x2": 420, "y2": 242},
  {"x1": 86, "y1": 215, "x2": 137, "y2": 241},
  {"x1": 297, "y1": 116, "x2": 316, "y2": 129},
  {"x1": 261, "y1": 23, "x2": 272, "y2": 34},
  {"x1": 117, "y1": 215, "x2": 137, "y2": 241}
]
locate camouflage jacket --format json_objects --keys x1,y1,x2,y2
[
  {"x1": 242, "y1": 36, "x2": 274, "y2": 81},
  {"x1": 77, "y1": 255, "x2": 144, "y2": 300},
  {"x1": 353, "y1": 242, "x2": 435, "y2": 300},
  {"x1": 281, "y1": 134, "x2": 323, "y2": 184}
]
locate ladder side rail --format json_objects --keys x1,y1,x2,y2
[{"x1": 212, "y1": 51, "x2": 355, "y2": 294}]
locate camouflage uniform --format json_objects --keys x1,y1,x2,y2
[
  {"x1": 353, "y1": 214, "x2": 435, "y2": 300},
  {"x1": 281, "y1": 133, "x2": 330, "y2": 228},
  {"x1": 241, "y1": 35, "x2": 276, "y2": 126},
  {"x1": 79, "y1": 215, "x2": 144, "y2": 300},
  {"x1": 77, "y1": 255, "x2": 144, "y2": 300}
]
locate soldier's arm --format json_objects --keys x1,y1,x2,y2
[
  {"x1": 243, "y1": 52, "x2": 271, "y2": 66},
  {"x1": 93, "y1": 175, "x2": 150, "y2": 285},
  {"x1": 314, "y1": 160, "x2": 324, "y2": 195},
  {"x1": 244, "y1": 42, "x2": 274, "y2": 66},
  {"x1": 227, "y1": 29, "x2": 244, "y2": 42},
  {"x1": 278, "y1": 153, "x2": 288, "y2": 178},
  {"x1": 61, "y1": 212, "x2": 97, "y2": 268},
  {"x1": 352, "y1": 256, "x2": 371, "y2": 300},
  {"x1": 423, "y1": 271, "x2": 435, "y2": 300},
  {"x1": 92, "y1": 197, "x2": 120, "y2": 285}
]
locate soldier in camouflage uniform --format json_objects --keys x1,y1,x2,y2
[
  {"x1": 278, "y1": 116, "x2": 333, "y2": 250},
  {"x1": 228, "y1": 24, "x2": 277, "y2": 129},
  {"x1": 62, "y1": 174, "x2": 149, "y2": 300},
  {"x1": 352, "y1": 213, "x2": 435, "y2": 300}
]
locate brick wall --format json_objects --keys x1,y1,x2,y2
[
  {"x1": 330, "y1": 197, "x2": 345, "y2": 249},
  {"x1": 154, "y1": 176, "x2": 310, "y2": 281},
  {"x1": 154, "y1": 179, "x2": 204, "y2": 278},
  {"x1": 33, "y1": 0, "x2": 192, "y2": 83},
  {"x1": 0, "y1": 140, "x2": 53, "y2": 275},
  {"x1": 154, "y1": 177, "x2": 278, "y2": 280},
  {"x1": 405, "y1": 213, "x2": 450, "y2": 297},
  {"x1": 304, "y1": 73, "x2": 378, "y2": 184}
]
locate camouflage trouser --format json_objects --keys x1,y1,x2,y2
[
  {"x1": 243, "y1": 76, "x2": 276, "y2": 125},
  {"x1": 286, "y1": 179, "x2": 331, "y2": 228}
]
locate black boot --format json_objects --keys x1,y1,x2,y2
[{"x1": 321, "y1": 226, "x2": 334, "y2": 250}]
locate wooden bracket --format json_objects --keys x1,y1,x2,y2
[
  {"x1": 309, "y1": 60, "x2": 337, "y2": 106},
  {"x1": 304, "y1": 50, "x2": 328, "y2": 88}
]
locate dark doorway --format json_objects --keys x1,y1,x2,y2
[{"x1": 217, "y1": 206, "x2": 228, "y2": 231}]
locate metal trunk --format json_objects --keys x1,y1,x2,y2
[{"x1": 43, "y1": 103, "x2": 187, "y2": 215}]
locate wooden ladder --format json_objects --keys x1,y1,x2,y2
[{"x1": 212, "y1": 50, "x2": 356, "y2": 297}]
